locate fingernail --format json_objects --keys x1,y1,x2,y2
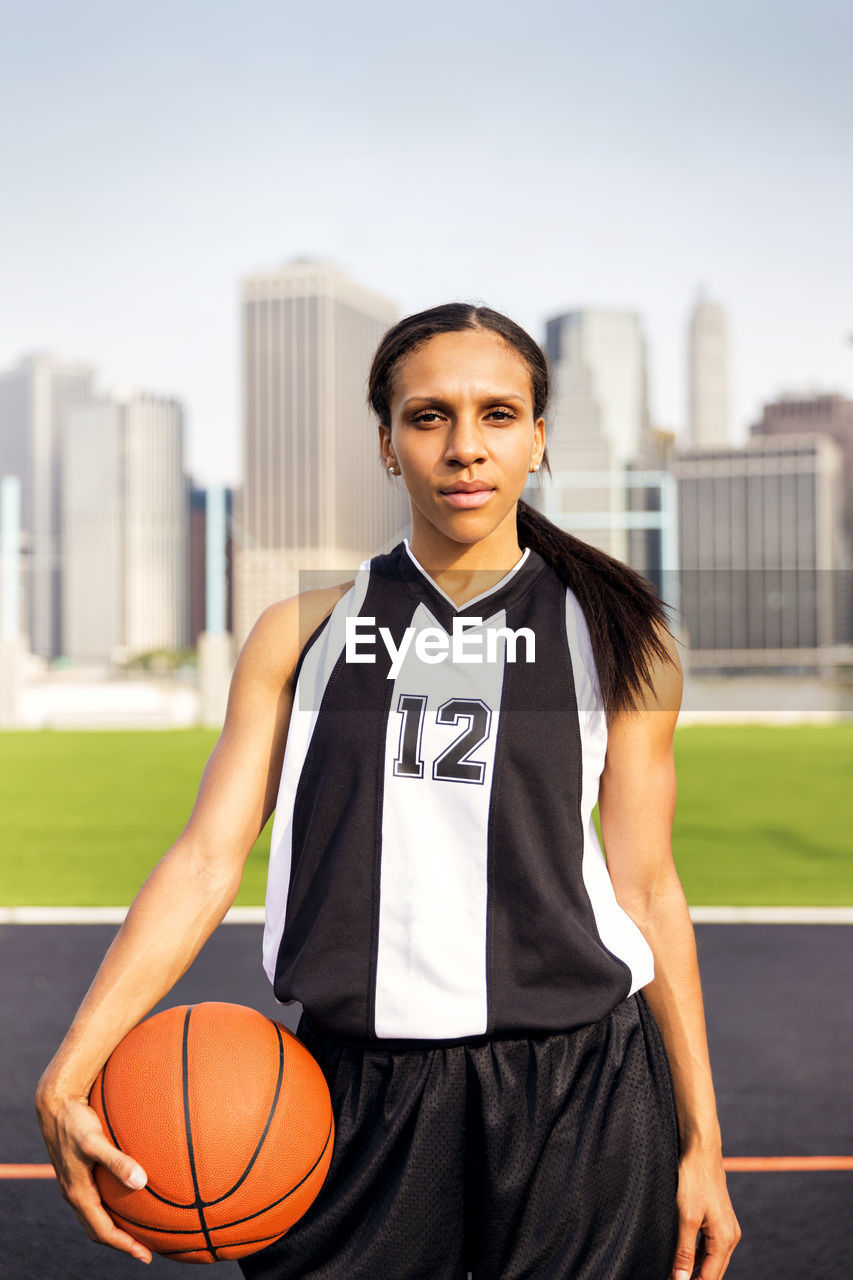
[
  {"x1": 675, "y1": 1271, "x2": 690, "y2": 1280},
  {"x1": 126, "y1": 1167, "x2": 147, "y2": 1190}
]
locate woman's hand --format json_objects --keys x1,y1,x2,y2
[
  {"x1": 36, "y1": 1084, "x2": 153, "y2": 1265},
  {"x1": 670, "y1": 1146, "x2": 741, "y2": 1280}
]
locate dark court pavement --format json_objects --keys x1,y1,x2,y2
[{"x1": 1, "y1": 923, "x2": 851, "y2": 1278}]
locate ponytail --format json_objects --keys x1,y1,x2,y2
[{"x1": 516, "y1": 500, "x2": 679, "y2": 721}]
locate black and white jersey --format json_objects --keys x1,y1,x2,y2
[{"x1": 262, "y1": 538, "x2": 654, "y2": 1041}]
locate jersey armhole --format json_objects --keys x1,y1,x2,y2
[{"x1": 290, "y1": 581, "x2": 354, "y2": 691}]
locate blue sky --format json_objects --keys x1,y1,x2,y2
[{"x1": 1, "y1": 0, "x2": 851, "y2": 484}]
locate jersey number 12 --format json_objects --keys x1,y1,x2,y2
[{"x1": 393, "y1": 693, "x2": 493, "y2": 785}]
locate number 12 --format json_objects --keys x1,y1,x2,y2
[{"x1": 393, "y1": 694, "x2": 492, "y2": 785}]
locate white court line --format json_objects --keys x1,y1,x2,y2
[
  {"x1": 689, "y1": 906, "x2": 853, "y2": 924},
  {"x1": 2, "y1": 906, "x2": 853, "y2": 925},
  {"x1": 0, "y1": 906, "x2": 266, "y2": 924}
]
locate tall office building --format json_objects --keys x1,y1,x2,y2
[
  {"x1": 63, "y1": 392, "x2": 188, "y2": 664},
  {"x1": 0, "y1": 354, "x2": 96, "y2": 658},
  {"x1": 541, "y1": 309, "x2": 652, "y2": 561},
  {"x1": 236, "y1": 259, "x2": 409, "y2": 643},
  {"x1": 687, "y1": 293, "x2": 731, "y2": 446},
  {"x1": 671, "y1": 434, "x2": 849, "y2": 657},
  {"x1": 751, "y1": 393, "x2": 853, "y2": 543},
  {"x1": 189, "y1": 483, "x2": 235, "y2": 646}
]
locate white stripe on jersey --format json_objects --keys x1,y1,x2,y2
[
  {"x1": 262, "y1": 564, "x2": 372, "y2": 987},
  {"x1": 565, "y1": 587, "x2": 656, "y2": 994},
  {"x1": 374, "y1": 602, "x2": 509, "y2": 1037}
]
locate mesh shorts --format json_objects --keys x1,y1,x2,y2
[{"x1": 238, "y1": 991, "x2": 680, "y2": 1280}]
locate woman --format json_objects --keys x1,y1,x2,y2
[{"x1": 37, "y1": 303, "x2": 740, "y2": 1279}]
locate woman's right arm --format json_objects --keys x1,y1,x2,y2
[{"x1": 34, "y1": 586, "x2": 347, "y2": 1264}]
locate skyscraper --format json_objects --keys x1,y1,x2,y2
[
  {"x1": 541, "y1": 309, "x2": 652, "y2": 560},
  {"x1": 62, "y1": 398, "x2": 122, "y2": 664},
  {"x1": 0, "y1": 354, "x2": 96, "y2": 658},
  {"x1": 751, "y1": 393, "x2": 853, "y2": 544},
  {"x1": 687, "y1": 293, "x2": 731, "y2": 446},
  {"x1": 63, "y1": 392, "x2": 188, "y2": 663},
  {"x1": 672, "y1": 434, "x2": 848, "y2": 654},
  {"x1": 236, "y1": 259, "x2": 409, "y2": 643},
  {"x1": 189, "y1": 483, "x2": 235, "y2": 647}
]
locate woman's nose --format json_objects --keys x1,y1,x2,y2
[{"x1": 444, "y1": 416, "x2": 487, "y2": 466}]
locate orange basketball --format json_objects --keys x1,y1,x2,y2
[{"x1": 89, "y1": 1002, "x2": 334, "y2": 1263}]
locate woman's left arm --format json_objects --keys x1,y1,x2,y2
[{"x1": 597, "y1": 625, "x2": 741, "y2": 1280}]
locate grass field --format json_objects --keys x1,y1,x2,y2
[{"x1": 1, "y1": 724, "x2": 851, "y2": 906}]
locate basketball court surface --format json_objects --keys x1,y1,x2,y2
[{"x1": 2, "y1": 920, "x2": 851, "y2": 1277}]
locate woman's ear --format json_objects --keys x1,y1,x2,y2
[
  {"x1": 531, "y1": 417, "x2": 546, "y2": 471},
  {"x1": 378, "y1": 424, "x2": 398, "y2": 474}
]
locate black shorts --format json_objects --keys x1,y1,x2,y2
[{"x1": 239, "y1": 992, "x2": 679, "y2": 1280}]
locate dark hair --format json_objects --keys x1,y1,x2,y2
[{"x1": 367, "y1": 303, "x2": 679, "y2": 720}]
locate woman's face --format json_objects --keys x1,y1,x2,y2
[{"x1": 379, "y1": 329, "x2": 546, "y2": 553}]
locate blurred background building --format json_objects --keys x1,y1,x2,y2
[
  {"x1": 539, "y1": 309, "x2": 654, "y2": 563},
  {"x1": 672, "y1": 433, "x2": 850, "y2": 666},
  {"x1": 62, "y1": 392, "x2": 188, "y2": 666},
  {"x1": 189, "y1": 483, "x2": 234, "y2": 648},
  {"x1": 687, "y1": 292, "x2": 731, "y2": 447},
  {"x1": 751, "y1": 393, "x2": 853, "y2": 544},
  {"x1": 0, "y1": 354, "x2": 96, "y2": 659},
  {"x1": 235, "y1": 258, "x2": 410, "y2": 645}
]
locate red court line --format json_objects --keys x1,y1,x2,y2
[
  {"x1": 723, "y1": 1156, "x2": 853, "y2": 1171},
  {"x1": 3, "y1": 1158, "x2": 853, "y2": 1179}
]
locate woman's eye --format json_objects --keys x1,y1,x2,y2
[{"x1": 410, "y1": 407, "x2": 516, "y2": 424}]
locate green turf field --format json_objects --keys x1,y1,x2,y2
[{"x1": 1, "y1": 724, "x2": 851, "y2": 906}]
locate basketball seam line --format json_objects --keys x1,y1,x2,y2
[
  {"x1": 99, "y1": 1034, "x2": 219, "y2": 1259},
  {"x1": 203, "y1": 1018, "x2": 287, "y2": 1205},
  {"x1": 182, "y1": 1005, "x2": 218, "y2": 1261},
  {"x1": 106, "y1": 1112, "x2": 335, "y2": 1235},
  {"x1": 99, "y1": 1061, "x2": 118, "y2": 1150},
  {"x1": 158, "y1": 1228, "x2": 285, "y2": 1257},
  {"x1": 140, "y1": 1018, "x2": 289, "y2": 1212}
]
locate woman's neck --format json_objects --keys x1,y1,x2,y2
[{"x1": 406, "y1": 517, "x2": 525, "y2": 608}]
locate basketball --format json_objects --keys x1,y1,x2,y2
[{"x1": 88, "y1": 1002, "x2": 335, "y2": 1263}]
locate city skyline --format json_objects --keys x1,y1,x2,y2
[
  {"x1": 1, "y1": 1, "x2": 851, "y2": 487},
  {"x1": 3, "y1": 257, "x2": 850, "y2": 494},
  {"x1": 2, "y1": 261, "x2": 851, "y2": 667}
]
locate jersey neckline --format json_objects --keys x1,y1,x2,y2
[
  {"x1": 373, "y1": 539, "x2": 548, "y2": 632},
  {"x1": 402, "y1": 538, "x2": 531, "y2": 614}
]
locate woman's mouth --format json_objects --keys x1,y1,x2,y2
[{"x1": 440, "y1": 486, "x2": 494, "y2": 509}]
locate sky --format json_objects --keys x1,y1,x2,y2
[{"x1": 1, "y1": 0, "x2": 851, "y2": 486}]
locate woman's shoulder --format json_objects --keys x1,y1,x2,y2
[
  {"x1": 266, "y1": 579, "x2": 355, "y2": 645},
  {"x1": 607, "y1": 618, "x2": 683, "y2": 733},
  {"x1": 239, "y1": 580, "x2": 356, "y2": 688}
]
